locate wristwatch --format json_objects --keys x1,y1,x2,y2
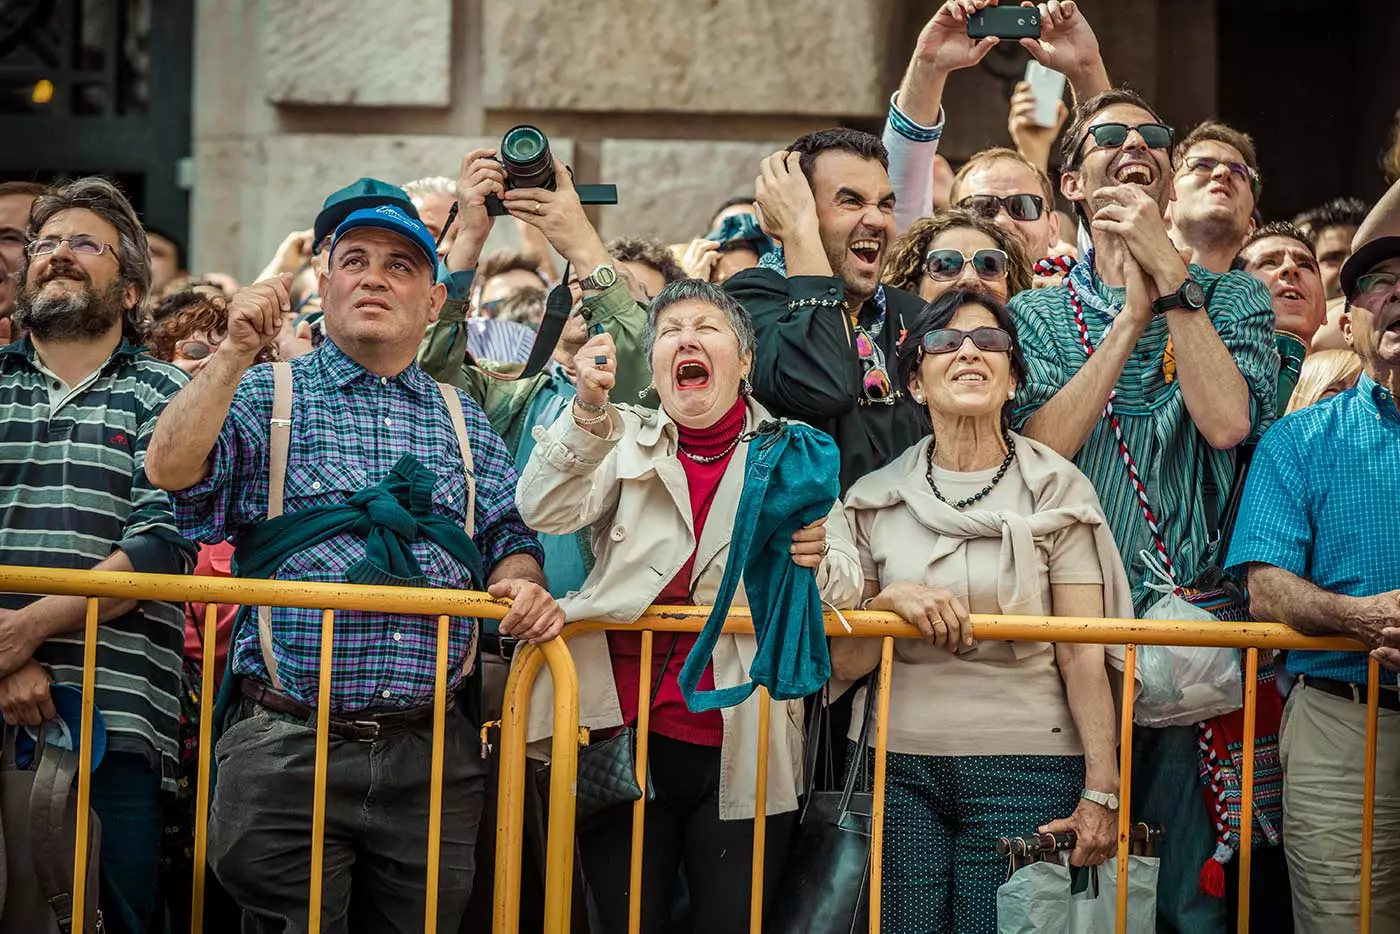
[
  {"x1": 578, "y1": 263, "x2": 618, "y2": 291},
  {"x1": 1081, "y1": 788, "x2": 1120, "y2": 811},
  {"x1": 1151, "y1": 277, "x2": 1207, "y2": 315}
]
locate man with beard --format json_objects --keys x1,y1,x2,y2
[
  {"x1": 1228, "y1": 217, "x2": 1400, "y2": 933},
  {"x1": 0, "y1": 176, "x2": 193, "y2": 934},
  {"x1": 1166, "y1": 121, "x2": 1260, "y2": 274},
  {"x1": 723, "y1": 129, "x2": 926, "y2": 492},
  {"x1": 0, "y1": 180, "x2": 47, "y2": 342},
  {"x1": 1009, "y1": 88, "x2": 1278, "y2": 934}
]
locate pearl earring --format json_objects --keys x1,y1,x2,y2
[
  {"x1": 1007, "y1": 388, "x2": 1016, "y2": 400},
  {"x1": 913, "y1": 391, "x2": 925, "y2": 404}
]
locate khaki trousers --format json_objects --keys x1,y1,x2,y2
[{"x1": 1281, "y1": 681, "x2": 1400, "y2": 934}]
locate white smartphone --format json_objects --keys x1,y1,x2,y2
[{"x1": 1024, "y1": 60, "x2": 1068, "y2": 128}]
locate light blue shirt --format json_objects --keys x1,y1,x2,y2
[{"x1": 1227, "y1": 371, "x2": 1400, "y2": 685}]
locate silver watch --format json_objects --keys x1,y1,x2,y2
[
  {"x1": 1081, "y1": 788, "x2": 1120, "y2": 811},
  {"x1": 578, "y1": 263, "x2": 618, "y2": 291}
]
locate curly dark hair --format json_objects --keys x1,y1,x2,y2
[
  {"x1": 895, "y1": 289, "x2": 1029, "y2": 432},
  {"x1": 605, "y1": 236, "x2": 686, "y2": 285},
  {"x1": 148, "y1": 289, "x2": 275, "y2": 364},
  {"x1": 882, "y1": 210, "x2": 1032, "y2": 298}
]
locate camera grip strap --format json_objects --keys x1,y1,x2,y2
[{"x1": 479, "y1": 261, "x2": 573, "y2": 382}]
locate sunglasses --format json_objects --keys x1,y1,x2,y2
[
  {"x1": 924, "y1": 248, "x2": 1009, "y2": 282},
  {"x1": 27, "y1": 235, "x2": 115, "y2": 258},
  {"x1": 174, "y1": 338, "x2": 220, "y2": 361},
  {"x1": 957, "y1": 193, "x2": 1045, "y2": 222},
  {"x1": 920, "y1": 326, "x2": 1013, "y2": 356},
  {"x1": 854, "y1": 328, "x2": 896, "y2": 405},
  {"x1": 1083, "y1": 122, "x2": 1174, "y2": 154},
  {"x1": 1183, "y1": 156, "x2": 1260, "y2": 195}
]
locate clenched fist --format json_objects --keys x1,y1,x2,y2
[{"x1": 220, "y1": 274, "x2": 292, "y2": 365}]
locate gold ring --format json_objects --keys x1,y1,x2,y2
[{"x1": 532, "y1": 201, "x2": 541, "y2": 213}]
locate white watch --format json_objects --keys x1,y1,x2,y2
[{"x1": 1081, "y1": 788, "x2": 1120, "y2": 811}]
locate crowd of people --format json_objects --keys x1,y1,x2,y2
[{"x1": 0, "y1": 1, "x2": 1397, "y2": 933}]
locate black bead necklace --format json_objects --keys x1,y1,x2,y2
[{"x1": 925, "y1": 429, "x2": 1016, "y2": 509}]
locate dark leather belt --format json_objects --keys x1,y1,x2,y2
[
  {"x1": 480, "y1": 631, "x2": 518, "y2": 663},
  {"x1": 1301, "y1": 676, "x2": 1400, "y2": 712},
  {"x1": 241, "y1": 680, "x2": 443, "y2": 742}
]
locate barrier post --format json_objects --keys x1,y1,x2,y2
[
  {"x1": 629, "y1": 630, "x2": 654, "y2": 934},
  {"x1": 190, "y1": 603, "x2": 221, "y2": 934},
  {"x1": 71, "y1": 597, "x2": 100, "y2": 934},
  {"x1": 540, "y1": 639, "x2": 582, "y2": 933},
  {"x1": 1116, "y1": 644, "x2": 1137, "y2": 931},
  {"x1": 869, "y1": 637, "x2": 894, "y2": 934},
  {"x1": 1236, "y1": 647, "x2": 1260, "y2": 931},
  {"x1": 308, "y1": 609, "x2": 336, "y2": 932},
  {"x1": 423, "y1": 614, "x2": 452, "y2": 934},
  {"x1": 492, "y1": 645, "x2": 546, "y2": 934},
  {"x1": 1360, "y1": 656, "x2": 1380, "y2": 934},
  {"x1": 749, "y1": 688, "x2": 771, "y2": 933}
]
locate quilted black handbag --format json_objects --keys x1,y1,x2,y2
[
  {"x1": 767, "y1": 673, "x2": 880, "y2": 934},
  {"x1": 534, "y1": 634, "x2": 682, "y2": 834}
]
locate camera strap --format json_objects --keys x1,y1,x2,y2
[{"x1": 478, "y1": 261, "x2": 573, "y2": 382}]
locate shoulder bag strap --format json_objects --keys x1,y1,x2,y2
[
  {"x1": 257, "y1": 361, "x2": 294, "y2": 692},
  {"x1": 435, "y1": 381, "x2": 481, "y2": 676},
  {"x1": 30, "y1": 742, "x2": 82, "y2": 933}
]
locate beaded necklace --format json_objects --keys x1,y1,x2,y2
[{"x1": 924, "y1": 429, "x2": 1017, "y2": 509}]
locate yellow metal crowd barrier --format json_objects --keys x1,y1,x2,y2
[{"x1": 0, "y1": 566, "x2": 1383, "y2": 934}]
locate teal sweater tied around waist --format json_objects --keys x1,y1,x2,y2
[
  {"x1": 677, "y1": 419, "x2": 840, "y2": 712},
  {"x1": 233, "y1": 452, "x2": 486, "y2": 589}
]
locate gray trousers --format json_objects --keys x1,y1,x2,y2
[{"x1": 208, "y1": 697, "x2": 487, "y2": 934}]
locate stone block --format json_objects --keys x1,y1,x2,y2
[
  {"x1": 263, "y1": 0, "x2": 453, "y2": 107},
  {"x1": 482, "y1": 0, "x2": 895, "y2": 116},
  {"x1": 596, "y1": 139, "x2": 788, "y2": 244}
]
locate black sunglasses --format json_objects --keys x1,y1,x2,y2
[
  {"x1": 1085, "y1": 122, "x2": 1174, "y2": 153},
  {"x1": 924, "y1": 248, "x2": 1008, "y2": 282},
  {"x1": 920, "y1": 326, "x2": 1013, "y2": 356},
  {"x1": 957, "y1": 193, "x2": 1044, "y2": 222}
]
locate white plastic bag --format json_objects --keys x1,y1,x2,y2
[
  {"x1": 997, "y1": 857, "x2": 1159, "y2": 933},
  {"x1": 1133, "y1": 552, "x2": 1242, "y2": 728}
]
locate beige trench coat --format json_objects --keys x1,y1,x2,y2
[{"x1": 515, "y1": 397, "x2": 863, "y2": 819}]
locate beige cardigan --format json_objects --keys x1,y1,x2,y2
[{"x1": 515, "y1": 398, "x2": 864, "y2": 819}]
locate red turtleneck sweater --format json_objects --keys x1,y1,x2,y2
[{"x1": 609, "y1": 396, "x2": 747, "y2": 747}]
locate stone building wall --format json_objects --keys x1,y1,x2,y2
[{"x1": 191, "y1": 0, "x2": 1216, "y2": 281}]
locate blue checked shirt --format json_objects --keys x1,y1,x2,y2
[
  {"x1": 172, "y1": 340, "x2": 542, "y2": 712},
  {"x1": 1228, "y1": 372, "x2": 1400, "y2": 686}
]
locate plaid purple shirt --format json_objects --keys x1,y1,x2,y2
[{"x1": 173, "y1": 340, "x2": 542, "y2": 712}]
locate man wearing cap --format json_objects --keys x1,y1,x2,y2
[
  {"x1": 1228, "y1": 218, "x2": 1400, "y2": 932},
  {"x1": 146, "y1": 196, "x2": 562, "y2": 932}
]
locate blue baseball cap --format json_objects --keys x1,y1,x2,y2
[
  {"x1": 312, "y1": 177, "x2": 420, "y2": 247},
  {"x1": 331, "y1": 205, "x2": 439, "y2": 278}
]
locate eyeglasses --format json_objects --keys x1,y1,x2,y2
[
  {"x1": 1183, "y1": 156, "x2": 1260, "y2": 194},
  {"x1": 1355, "y1": 272, "x2": 1400, "y2": 297},
  {"x1": 920, "y1": 326, "x2": 1013, "y2": 356},
  {"x1": 854, "y1": 327, "x2": 896, "y2": 405},
  {"x1": 956, "y1": 194, "x2": 1045, "y2": 222},
  {"x1": 923, "y1": 248, "x2": 1009, "y2": 282},
  {"x1": 1084, "y1": 122, "x2": 1174, "y2": 153},
  {"x1": 174, "y1": 338, "x2": 221, "y2": 361},
  {"x1": 27, "y1": 235, "x2": 116, "y2": 258}
]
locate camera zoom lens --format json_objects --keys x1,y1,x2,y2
[{"x1": 501, "y1": 125, "x2": 555, "y2": 191}]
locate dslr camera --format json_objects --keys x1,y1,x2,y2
[{"x1": 484, "y1": 124, "x2": 618, "y2": 216}]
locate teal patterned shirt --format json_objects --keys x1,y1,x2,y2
[{"x1": 1009, "y1": 258, "x2": 1279, "y2": 613}]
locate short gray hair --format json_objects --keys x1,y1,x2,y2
[
  {"x1": 25, "y1": 176, "x2": 152, "y2": 341},
  {"x1": 643, "y1": 278, "x2": 756, "y2": 361},
  {"x1": 402, "y1": 176, "x2": 457, "y2": 204}
]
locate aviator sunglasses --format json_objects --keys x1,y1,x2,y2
[{"x1": 923, "y1": 248, "x2": 1009, "y2": 282}]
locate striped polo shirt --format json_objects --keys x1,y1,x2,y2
[
  {"x1": 0, "y1": 337, "x2": 193, "y2": 789},
  {"x1": 1009, "y1": 257, "x2": 1280, "y2": 613}
]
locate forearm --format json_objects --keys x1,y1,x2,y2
[
  {"x1": 146, "y1": 350, "x2": 249, "y2": 491},
  {"x1": 1066, "y1": 60, "x2": 1110, "y2": 104},
  {"x1": 1020, "y1": 317, "x2": 1147, "y2": 458},
  {"x1": 1354, "y1": 175, "x2": 1400, "y2": 248},
  {"x1": 778, "y1": 226, "x2": 834, "y2": 279},
  {"x1": 1247, "y1": 564, "x2": 1369, "y2": 639},
  {"x1": 830, "y1": 637, "x2": 882, "y2": 682},
  {"x1": 1057, "y1": 643, "x2": 1119, "y2": 791},
  {"x1": 16, "y1": 550, "x2": 140, "y2": 644},
  {"x1": 895, "y1": 60, "x2": 948, "y2": 128},
  {"x1": 1166, "y1": 311, "x2": 1251, "y2": 449},
  {"x1": 487, "y1": 551, "x2": 546, "y2": 589}
]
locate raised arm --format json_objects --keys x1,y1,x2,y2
[
  {"x1": 1353, "y1": 174, "x2": 1400, "y2": 248},
  {"x1": 146, "y1": 276, "x2": 289, "y2": 491},
  {"x1": 1020, "y1": 1, "x2": 1111, "y2": 103}
]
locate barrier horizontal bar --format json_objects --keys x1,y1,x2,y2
[{"x1": 0, "y1": 567, "x2": 1366, "y2": 652}]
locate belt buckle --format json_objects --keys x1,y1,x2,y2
[
  {"x1": 349, "y1": 719, "x2": 381, "y2": 742},
  {"x1": 497, "y1": 636, "x2": 518, "y2": 663}
]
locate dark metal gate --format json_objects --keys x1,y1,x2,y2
[{"x1": 0, "y1": 0, "x2": 193, "y2": 243}]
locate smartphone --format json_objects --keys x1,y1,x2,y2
[
  {"x1": 1024, "y1": 60, "x2": 1068, "y2": 128},
  {"x1": 967, "y1": 6, "x2": 1041, "y2": 40}
]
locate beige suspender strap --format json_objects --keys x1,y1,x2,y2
[
  {"x1": 436, "y1": 382, "x2": 476, "y2": 539},
  {"x1": 435, "y1": 381, "x2": 481, "y2": 674},
  {"x1": 257, "y1": 361, "x2": 295, "y2": 691}
]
